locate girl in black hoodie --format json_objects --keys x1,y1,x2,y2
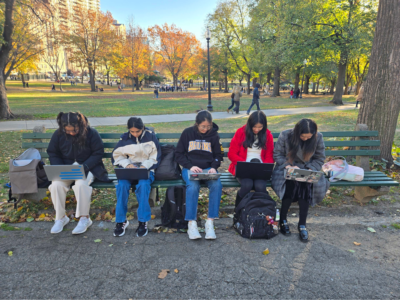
[{"x1": 175, "y1": 110, "x2": 223, "y2": 240}]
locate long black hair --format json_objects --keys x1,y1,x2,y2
[
  {"x1": 243, "y1": 111, "x2": 268, "y2": 150},
  {"x1": 56, "y1": 112, "x2": 89, "y2": 148},
  {"x1": 127, "y1": 117, "x2": 144, "y2": 130},
  {"x1": 287, "y1": 118, "x2": 318, "y2": 163}
]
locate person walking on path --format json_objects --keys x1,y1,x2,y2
[
  {"x1": 175, "y1": 110, "x2": 223, "y2": 240},
  {"x1": 232, "y1": 86, "x2": 242, "y2": 114},
  {"x1": 271, "y1": 119, "x2": 330, "y2": 242},
  {"x1": 154, "y1": 88, "x2": 159, "y2": 99},
  {"x1": 247, "y1": 83, "x2": 261, "y2": 115},
  {"x1": 47, "y1": 112, "x2": 110, "y2": 235},
  {"x1": 355, "y1": 84, "x2": 364, "y2": 108},
  {"x1": 227, "y1": 89, "x2": 235, "y2": 113},
  {"x1": 290, "y1": 88, "x2": 294, "y2": 99}
]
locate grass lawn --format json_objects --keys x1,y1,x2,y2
[{"x1": 4, "y1": 80, "x2": 356, "y2": 120}]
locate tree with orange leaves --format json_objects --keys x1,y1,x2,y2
[
  {"x1": 148, "y1": 24, "x2": 200, "y2": 87},
  {"x1": 62, "y1": 5, "x2": 114, "y2": 92}
]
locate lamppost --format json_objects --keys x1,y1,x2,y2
[
  {"x1": 300, "y1": 59, "x2": 307, "y2": 99},
  {"x1": 206, "y1": 27, "x2": 213, "y2": 111}
]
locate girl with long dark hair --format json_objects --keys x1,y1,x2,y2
[
  {"x1": 47, "y1": 112, "x2": 109, "y2": 234},
  {"x1": 175, "y1": 110, "x2": 223, "y2": 240},
  {"x1": 272, "y1": 119, "x2": 329, "y2": 242},
  {"x1": 228, "y1": 111, "x2": 274, "y2": 225},
  {"x1": 112, "y1": 117, "x2": 161, "y2": 237}
]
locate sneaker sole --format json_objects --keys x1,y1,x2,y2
[
  {"x1": 205, "y1": 236, "x2": 216, "y2": 240},
  {"x1": 114, "y1": 221, "x2": 129, "y2": 237},
  {"x1": 136, "y1": 230, "x2": 148, "y2": 237},
  {"x1": 188, "y1": 234, "x2": 202, "y2": 240},
  {"x1": 72, "y1": 219, "x2": 93, "y2": 235}
]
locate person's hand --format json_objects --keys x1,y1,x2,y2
[
  {"x1": 140, "y1": 166, "x2": 146, "y2": 169},
  {"x1": 208, "y1": 168, "x2": 217, "y2": 174},
  {"x1": 285, "y1": 165, "x2": 300, "y2": 169},
  {"x1": 126, "y1": 164, "x2": 136, "y2": 169},
  {"x1": 190, "y1": 166, "x2": 202, "y2": 173}
]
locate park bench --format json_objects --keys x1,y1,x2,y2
[{"x1": 14, "y1": 123, "x2": 398, "y2": 206}]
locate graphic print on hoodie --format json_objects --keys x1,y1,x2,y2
[
  {"x1": 175, "y1": 123, "x2": 224, "y2": 170},
  {"x1": 112, "y1": 128, "x2": 161, "y2": 171}
]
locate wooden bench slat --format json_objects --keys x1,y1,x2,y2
[
  {"x1": 324, "y1": 140, "x2": 380, "y2": 147},
  {"x1": 325, "y1": 150, "x2": 380, "y2": 156}
]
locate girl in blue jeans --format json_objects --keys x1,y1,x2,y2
[
  {"x1": 112, "y1": 117, "x2": 161, "y2": 237},
  {"x1": 175, "y1": 111, "x2": 224, "y2": 240}
]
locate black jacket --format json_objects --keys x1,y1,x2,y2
[
  {"x1": 252, "y1": 87, "x2": 260, "y2": 101},
  {"x1": 175, "y1": 123, "x2": 223, "y2": 170},
  {"x1": 47, "y1": 127, "x2": 110, "y2": 182}
]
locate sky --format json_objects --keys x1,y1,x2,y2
[{"x1": 101, "y1": 0, "x2": 219, "y2": 43}]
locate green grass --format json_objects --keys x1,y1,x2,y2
[
  {"x1": 3, "y1": 80, "x2": 356, "y2": 120},
  {"x1": 391, "y1": 223, "x2": 400, "y2": 229}
]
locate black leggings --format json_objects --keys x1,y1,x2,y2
[
  {"x1": 280, "y1": 197, "x2": 309, "y2": 226},
  {"x1": 237, "y1": 178, "x2": 267, "y2": 198}
]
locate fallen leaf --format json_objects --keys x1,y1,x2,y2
[
  {"x1": 174, "y1": 269, "x2": 179, "y2": 273},
  {"x1": 262, "y1": 248, "x2": 270, "y2": 255},
  {"x1": 151, "y1": 215, "x2": 156, "y2": 220},
  {"x1": 109, "y1": 244, "x2": 113, "y2": 247},
  {"x1": 162, "y1": 228, "x2": 168, "y2": 233},
  {"x1": 158, "y1": 269, "x2": 170, "y2": 279},
  {"x1": 348, "y1": 249, "x2": 355, "y2": 253},
  {"x1": 353, "y1": 242, "x2": 361, "y2": 246},
  {"x1": 38, "y1": 213, "x2": 45, "y2": 218},
  {"x1": 8, "y1": 251, "x2": 13, "y2": 256},
  {"x1": 17, "y1": 206, "x2": 23, "y2": 212},
  {"x1": 26, "y1": 217, "x2": 34, "y2": 222},
  {"x1": 94, "y1": 239, "x2": 102, "y2": 243},
  {"x1": 367, "y1": 227, "x2": 376, "y2": 233},
  {"x1": 228, "y1": 214, "x2": 234, "y2": 218}
]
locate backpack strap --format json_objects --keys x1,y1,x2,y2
[{"x1": 167, "y1": 186, "x2": 177, "y2": 222}]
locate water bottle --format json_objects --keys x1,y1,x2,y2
[{"x1": 276, "y1": 209, "x2": 280, "y2": 222}]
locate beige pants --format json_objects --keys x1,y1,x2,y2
[{"x1": 49, "y1": 172, "x2": 94, "y2": 220}]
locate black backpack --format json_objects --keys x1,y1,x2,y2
[
  {"x1": 155, "y1": 144, "x2": 181, "y2": 181},
  {"x1": 157, "y1": 185, "x2": 188, "y2": 230},
  {"x1": 235, "y1": 191, "x2": 277, "y2": 239}
]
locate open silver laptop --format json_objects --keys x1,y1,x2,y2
[
  {"x1": 189, "y1": 171, "x2": 221, "y2": 181},
  {"x1": 44, "y1": 165, "x2": 86, "y2": 181}
]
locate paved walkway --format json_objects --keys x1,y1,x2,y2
[{"x1": 0, "y1": 104, "x2": 356, "y2": 132}]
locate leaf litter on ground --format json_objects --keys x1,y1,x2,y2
[{"x1": 158, "y1": 269, "x2": 170, "y2": 279}]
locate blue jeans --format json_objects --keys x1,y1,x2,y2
[
  {"x1": 228, "y1": 98, "x2": 234, "y2": 110},
  {"x1": 115, "y1": 172, "x2": 154, "y2": 223},
  {"x1": 247, "y1": 100, "x2": 260, "y2": 113},
  {"x1": 182, "y1": 168, "x2": 222, "y2": 221}
]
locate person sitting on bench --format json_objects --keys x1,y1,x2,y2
[
  {"x1": 47, "y1": 112, "x2": 110, "y2": 234},
  {"x1": 175, "y1": 110, "x2": 223, "y2": 240},
  {"x1": 112, "y1": 117, "x2": 161, "y2": 238},
  {"x1": 228, "y1": 111, "x2": 274, "y2": 227}
]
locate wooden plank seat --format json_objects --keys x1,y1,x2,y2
[{"x1": 13, "y1": 129, "x2": 398, "y2": 203}]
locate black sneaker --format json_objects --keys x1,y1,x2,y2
[
  {"x1": 136, "y1": 221, "x2": 148, "y2": 237},
  {"x1": 113, "y1": 220, "x2": 129, "y2": 237}
]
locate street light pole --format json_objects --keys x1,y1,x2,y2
[
  {"x1": 206, "y1": 28, "x2": 213, "y2": 111},
  {"x1": 300, "y1": 59, "x2": 307, "y2": 99}
]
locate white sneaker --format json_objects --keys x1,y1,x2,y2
[
  {"x1": 72, "y1": 217, "x2": 93, "y2": 235},
  {"x1": 187, "y1": 221, "x2": 202, "y2": 240},
  {"x1": 205, "y1": 219, "x2": 216, "y2": 240},
  {"x1": 51, "y1": 216, "x2": 70, "y2": 234}
]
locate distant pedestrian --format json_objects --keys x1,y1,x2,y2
[
  {"x1": 26, "y1": 82, "x2": 29, "y2": 88},
  {"x1": 51, "y1": 84, "x2": 56, "y2": 91},
  {"x1": 227, "y1": 90, "x2": 235, "y2": 113},
  {"x1": 290, "y1": 88, "x2": 294, "y2": 99},
  {"x1": 247, "y1": 83, "x2": 261, "y2": 115},
  {"x1": 232, "y1": 86, "x2": 242, "y2": 114},
  {"x1": 154, "y1": 88, "x2": 159, "y2": 98}
]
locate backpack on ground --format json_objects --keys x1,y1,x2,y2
[
  {"x1": 155, "y1": 144, "x2": 182, "y2": 181},
  {"x1": 157, "y1": 185, "x2": 188, "y2": 230},
  {"x1": 235, "y1": 191, "x2": 277, "y2": 239},
  {"x1": 8, "y1": 148, "x2": 50, "y2": 208}
]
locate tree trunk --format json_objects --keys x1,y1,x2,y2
[
  {"x1": 355, "y1": 81, "x2": 361, "y2": 95},
  {"x1": 252, "y1": 77, "x2": 257, "y2": 88},
  {"x1": 224, "y1": 73, "x2": 228, "y2": 93},
  {"x1": 266, "y1": 72, "x2": 271, "y2": 85},
  {"x1": 135, "y1": 76, "x2": 139, "y2": 90},
  {"x1": 246, "y1": 74, "x2": 251, "y2": 95},
  {"x1": 304, "y1": 75, "x2": 310, "y2": 94},
  {"x1": 316, "y1": 79, "x2": 320, "y2": 93},
  {"x1": 330, "y1": 51, "x2": 348, "y2": 105},
  {"x1": 239, "y1": 78, "x2": 242, "y2": 86},
  {"x1": 0, "y1": 0, "x2": 16, "y2": 119},
  {"x1": 329, "y1": 78, "x2": 336, "y2": 94},
  {"x1": 203, "y1": 76, "x2": 205, "y2": 90},
  {"x1": 219, "y1": 80, "x2": 222, "y2": 91},
  {"x1": 272, "y1": 66, "x2": 280, "y2": 97},
  {"x1": 294, "y1": 69, "x2": 300, "y2": 91},
  {"x1": 357, "y1": 1, "x2": 400, "y2": 165},
  {"x1": 21, "y1": 74, "x2": 25, "y2": 87},
  {"x1": 106, "y1": 71, "x2": 110, "y2": 85},
  {"x1": 311, "y1": 82, "x2": 316, "y2": 94}
]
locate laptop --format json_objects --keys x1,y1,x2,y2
[
  {"x1": 44, "y1": 165, "x2": 86, "y2": 181},
  {"x1": 284, "y1": 168, "x2": 323, "y2": 183},
  {"x1": 189, "y1": 171, "x2": 221, "y2": 181},
  {"x1": 236, "y1": 162, "x2": 274, "y2": 180},
  {"x1": 114, "y1": 168, "x2": 150, "y2": 180}
]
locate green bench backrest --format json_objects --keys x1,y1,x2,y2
[{"x1": 21, "y1": 131, "x2": 381, "y2": 159}]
